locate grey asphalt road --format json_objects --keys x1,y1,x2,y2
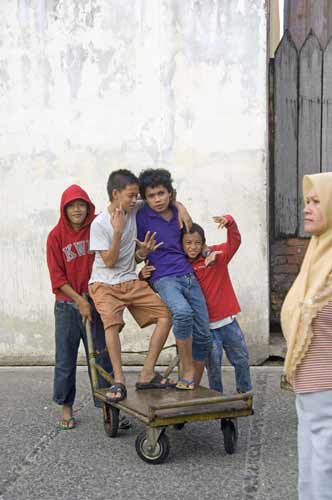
[{"x1": 0, "y1": 366, "x2": 297, "y2": 500}]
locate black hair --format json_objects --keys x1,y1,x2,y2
[
  {"x1": 182, "y1": 222, "x2": 206, "y2": 244},
  {"x1": 107, "y1": 169, "x2": 139, "y2": 201},
  {"x1": 138, "y1": 168, "x2": 174, "y2": 200}
]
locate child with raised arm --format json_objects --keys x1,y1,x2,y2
[
  {"x1": 182, "y1": 216, "x2": 252, "y2": 394},
  {"x1": 136, "y1": 168, "x2": 212, "y2": 389},
  {"x1": 46, "y1": 185, "x2": 114, "y2": 430}
]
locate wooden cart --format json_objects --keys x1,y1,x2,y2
[{"x1": 86, "y1": 321, "x2": 254, "y2": 464}]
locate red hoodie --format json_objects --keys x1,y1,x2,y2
[
  {"x1": 191, "y1": 215, "x2": 241, "y2": 322},
  {"x1": 46, "y1": 185, "x2": 96, "y2": 301}
]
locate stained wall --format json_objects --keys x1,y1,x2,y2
[{"x1": 0, "y1": 0, "x2": 269, "y2": 364}]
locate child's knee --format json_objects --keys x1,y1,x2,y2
[{"x1": 172, "y1": 307, "x2": 193, "y2": 325}]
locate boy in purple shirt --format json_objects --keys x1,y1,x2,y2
[{"x1": 136, "y1": 168, "x2": 212, "y2": 389}]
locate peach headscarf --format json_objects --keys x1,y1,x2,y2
[{"x1": 281, "y1": 172, "x2": 332, "y2": 383}]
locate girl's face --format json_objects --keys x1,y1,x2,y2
[
  {"x1": 65, "y1": 199, "x2": 88, "y2": 230},
  {"x1": 182, "y1": 231, "x2": 203, "y2": 260},
  {"x1": 304, "y1": 189, "x2": 325, "y2": 235}
]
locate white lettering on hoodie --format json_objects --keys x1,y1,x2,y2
[{"x1": 62, "y1": 240, "x2": 91, "y2": 262}]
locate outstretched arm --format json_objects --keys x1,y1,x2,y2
[{"x1": 212, "y1": 215, "x2": 241, "y2": 263}]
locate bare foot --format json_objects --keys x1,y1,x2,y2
[
  {"x1": 63, "y1": 404, "x2": 73, "y2": 419},
  {"x1": 181, "y1": 370, "x2": 195, "y2": 384}
]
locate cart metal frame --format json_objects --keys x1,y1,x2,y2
[{"x1": 85, "y1": 321, "x2": 254, "y2": 463}]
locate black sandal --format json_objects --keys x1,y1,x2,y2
[
  {"x1": 105, "y1": 383, "x2": 127, "y2": 403},
  {"x1": 136, "y1": 371, "x2": 177, "y2": 390}
]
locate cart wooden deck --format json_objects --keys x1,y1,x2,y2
[{"x1": 95, "y1": 385, "x2": 253, "y2": 426}]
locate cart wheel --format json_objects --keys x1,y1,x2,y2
[
  {"x1": 103, "y1": 404, "x2": 119, "y2": 438},
  {"x1": 135, "y1": 431, "x2": 170, "y2": 464},
  {"x1": 221, "y1": 419, "x2": 238, "y2": 454},
  {"x1": 173, "y1": 423, "x2": 185, "y2": 430}
]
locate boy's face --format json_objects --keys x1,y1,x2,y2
[
  {"x1": 112, "y1": 183, "x2": 139, "y2": 213},
  {"x1": 144, "y1": 185, "x2": 171, "y2": 213},
  {"x1": 65, "y1": 199, "x2": 89, "y2": 230},
  {"x1": 182, "y1": 232, "x2": 203, "y2": 260}
]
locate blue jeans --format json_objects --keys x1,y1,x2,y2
[
  {"x1": 53, "y1": 300, "x2": 113, "y2": 408},
  {"x1": 206, "y1": 319, "x2": 252, "y2": 393},
  {"x1": 153, "y1": 273, "x2": 212, "y2": 361}
]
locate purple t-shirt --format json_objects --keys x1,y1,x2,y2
[{"x1": 136, "y1": 204, "x2": 192, "y2": 283}]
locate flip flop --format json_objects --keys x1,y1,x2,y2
[
  {"x1": 176, "y1": 378, "x2": 195, "y2": 390},
  {"x1": 57, "y1": 417, "x2": 76, "y2": 430},
  {"x1": 135, "y1": 371, "x2": 177, "y2": 390},
  {"x1": 105, "y1": 383, "x2": 127, "y2": 403}
]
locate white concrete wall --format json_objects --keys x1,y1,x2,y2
[{"x1": 0, "y1": 0, "x2": 269, "y2": 364}]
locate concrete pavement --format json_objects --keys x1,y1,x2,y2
[{"x1": 0, "y1": 366, "x2": 297, "y2": 500}]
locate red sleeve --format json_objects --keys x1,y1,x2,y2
[
  {"x1": 46, "y1": 233, "x2": 69, "y2": 293},
  {"x1": 210, "y1": 215, "x2": 241, "y2": 264}
]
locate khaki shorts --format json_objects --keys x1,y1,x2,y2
[{"x1": 88, "y1": 280, "x2": 170, "y2": 331}]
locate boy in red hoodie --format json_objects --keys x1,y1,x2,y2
[
  {"x1": 46, "y1": 185, "x2": 114, "y2": 429},
  {"x1": 181, "y1": 216, "x2": 252, "y2": 394}
]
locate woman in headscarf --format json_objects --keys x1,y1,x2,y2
[{"x1": 281, "y1": 172, "x2": 332, "y2": 500}]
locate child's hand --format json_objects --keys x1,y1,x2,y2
[
  {"x1": 213, "y1": 216, "x2": 228, "y2": 229},
  {"x1": 135, "y1": 231, "x2": 164, "y2": 259},
  {"x1": 77, "y1": 297, "x2": 92, "y2": 322},
  {"x1": 110, "y1": 204, "x2": 126, "y2": 233},
  {"x1": 139, "y1": 260, "x2": 156, "y2": 280},
  {"x1": 205, "y1": 250, "x2": 223, "y2": 267}
]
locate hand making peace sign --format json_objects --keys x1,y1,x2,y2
[{"x1": 109, "y1": 204, "x2": 126, "y2": 233}]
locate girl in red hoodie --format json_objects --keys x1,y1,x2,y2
[{"x1": 46, "y1": 185, "x2": 113, "y2": 429}]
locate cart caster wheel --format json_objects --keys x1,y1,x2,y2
[
  {"x1": 173, "y1": 423, "x2": 185, "y2": 430},
  {"x1": 221, "y1": 418, "x2": 238, "y2": 454},
  {"x1": 103, "y1": 403, "x2": 119, "y2": 438},
  {"x1": 135, "y1": 431, "x2": 170, "y2": 464}
]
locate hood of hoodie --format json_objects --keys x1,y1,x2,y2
[{"x1": 59, "y1": 184, "x2": 95, "y2": 232}]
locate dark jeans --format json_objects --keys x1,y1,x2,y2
[{"x1": 53, "y1": 300, "x2": 113, "y2": 408}]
